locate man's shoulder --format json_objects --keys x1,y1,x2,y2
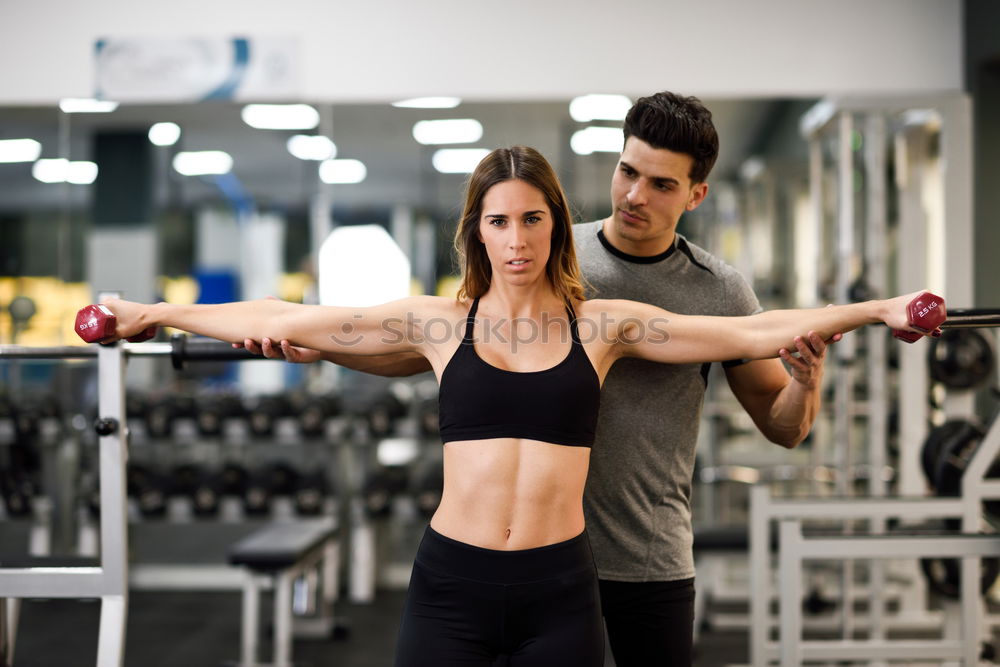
[
  {"x1": 572, "y1": 220, "x2": 602, "y2": 247},
  {"x1": 675, "y1": 234, "x2": 743, "y2": 283}
]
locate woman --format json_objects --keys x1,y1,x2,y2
[{"x1": 95, "y1": 146, "x2": 934, "y2": 666}]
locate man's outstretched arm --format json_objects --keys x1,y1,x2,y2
[
  {"x1": 237, "y1": 337, "x2": 433, "y2": 377},
  {"x1": 724, "y1": 331, "x2": 837, "y2": 448}
]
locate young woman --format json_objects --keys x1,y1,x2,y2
[{"x1": 94, "y1": 146, "x2": 935, "y2": 666}]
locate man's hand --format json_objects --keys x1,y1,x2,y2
[
  {"x1": 777, "y1": 331, "x2": 840, "y2": 390},
  {"x1": 233, "y1": 337, "x2": 323, "y2": 364}
]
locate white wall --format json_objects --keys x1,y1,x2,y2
[{"x1": 1, "y1": 0, "x2": 961, "y2": 104}]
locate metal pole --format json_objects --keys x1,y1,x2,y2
[
  {"x1": 779, "y1": 519, "x2": 803, "y2": 667},
  {"x1": 864, "y1": 112, "x2": 890, "y2": 654},
  {"x1": 834, "y1": 110, "x2": 857, "y2": 640},
  {"x1": 749, "y1": 485, "x2": 770, "y2": 667},
  {"x1": 807, "y1": 134, "x2": 829, "y2": 495},
  {"x1": 95, "y1": 340, "x2": 128, "y2": 667}
]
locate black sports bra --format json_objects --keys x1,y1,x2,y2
[{"x1": 438, "y1": 297, "x2": 601, "y2": 447}]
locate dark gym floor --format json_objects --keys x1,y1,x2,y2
[{"x1": 11, "y1": 588, "x2": 748, "y2": 666}]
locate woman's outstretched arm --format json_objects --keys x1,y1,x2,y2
[
  {"x1": 95, "y1": 295, "x2": 444, "y2": 357},
  {"x1": 605, "y1": 291, "x2": 936, "y2": 365}
]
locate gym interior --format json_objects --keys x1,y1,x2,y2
[{"x1": 2, "y1": 1, "x2": 1000, "y2": 665}]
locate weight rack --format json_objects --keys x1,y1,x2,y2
[{"x1": 0, "y1": 337, "x2": 261, "y2": 667}]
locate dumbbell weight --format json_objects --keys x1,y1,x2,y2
[
  {"x1": 294, "y1": 470, "x2": 329, "y2": 516},
  {"x1": 242, "y1": 468, "x2": 273, "y2": 517},
  {"x1": 892, "y1": 291, "x2": 946, "y2": 343},
  {"x1": 362, "y1": 467, "x2": 408, "y2": 518},
  {"x1": 191, "y1": 472, "x2": 223, "y2": 518},
  {"x1": 414, "y1": 468, "x2": 444, "y2": 519},
  {"x1": 75, "y1": 304, "x2": 156, "y2": 343},
  {"x1": 127, "y1": 463, "x2": 168, "y2": 518},
  {"x1": 417, "y1": 397, "x2": 440, "y2": 438},
  {"x1": 244, "y1": 395, "x2": 291, "y2": 438},
  {"x1": 219, "y1": 462, "x2": 249, "y2": 497},
  {"x1": 0, "y1": 468, "x2": 35, "y2": 518},
  {"x1": 242, "y1": 462, "x2": 301, "y2": 516},
  {"x1": 169, "y1": 464, "x2": 221, "y2": 517}
]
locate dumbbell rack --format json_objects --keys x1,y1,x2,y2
[
  {"x1": 0, "y1": 338, "x2": 261, "y2": 667},
  {"x1": 749, "y1": 405, "x2": 1000, "y2": 667}
]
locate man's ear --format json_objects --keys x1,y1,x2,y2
[{"x1": 686, "y1": 182, "x2": 709, "y2": 212}]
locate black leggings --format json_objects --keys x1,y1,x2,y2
[
  {"x1": 394, "y1": 526, "x2": 604, "y2": 666},
  {"x1": 599, "y1": 577, "x2": 696, "y2": 667}
]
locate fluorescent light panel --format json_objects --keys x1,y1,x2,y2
[
  {"x1": 319, "y1": 159, "x2": 366, "y2": 184},
  {"x1": 59, "y1": 98, "x2": 119, "y2": 113},
  {"x1": 172, "y1": 151, "x2": 233, "y2": 176},
  {"x1": 0, "y1": 139, "x2": 42, "y2": 163},
  {"x1": 412, "y1": 119, "x2": 483, "y2": 145},
  {"x1": 241, "y1": 104, "x2": 319, "y2": 130},
  {"x1": 32, "y1": 159, "x2": 98, "y2": 184},
  {"x1": 432, "y1": 148, "x2": 490, "y2": 174},
  {"x1": 570, "y1": 127, "x2": 623, "y2": 155},
  {"x1": 392, "y1": 97, "x2": 461, "y2": 109},
  {"x1": 288, "y1": 135, "x2": 337, "y2": 161},
  {"x1": 569, "y1": 94, "x2": 631, "y2": 122},
  {"x1": 148, "y1": 122, "x2": 181, "y2": 147}
]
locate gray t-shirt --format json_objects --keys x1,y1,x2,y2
[{"x1": 574, "y1": 220, "x2": 761, "y2": 581}]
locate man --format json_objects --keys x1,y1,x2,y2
[
  {"x1": 569, "y1": 92, "x2": 832, "y2": 666},
  {"x1": 242, "y1": 91, "x2": 832, "y2": 666}
]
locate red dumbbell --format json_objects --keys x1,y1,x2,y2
[
  {"x1": 75, "y1": 304, "x2": 157, "y2": 343},
  {"x1": 892, "y1": 291, "x2": 946, "y2": 343}
]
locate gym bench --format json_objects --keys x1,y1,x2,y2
[{"x1": 228, "y1": 517, "x2": 342, "y2": 667}]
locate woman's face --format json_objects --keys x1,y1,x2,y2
[{"x1": 478, "y1": 179, "x2": 553, "y2": 288}]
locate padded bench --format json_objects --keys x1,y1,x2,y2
[{"x1": 228, "y1": 518, "x2": 342, "y2": 667}]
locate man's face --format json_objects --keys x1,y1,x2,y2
[{"x1": 607, "y1": 137, "x2": 708, "y2": 255}]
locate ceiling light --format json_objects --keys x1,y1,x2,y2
[
  {"x1": 172, "y1": 151, "x2": 233, "y2": 176},
  {"x1": 570, "y1": 127, "x2": 623, "y2": 155},
  {"x1": 392, "y1": 97, "x2": 462, "y2": 109},
  {"x1": 31, "y1": 159, "x2": 98, "y2": 184},
  {"x1": 413, "y1": 119, "x2": 483, "y2": 145},
  {"x1": 59, "y1": 98, "x2": 119, "y2": 113},
  {"x1": 0, "y1": 139, "x2": 42, "y2": 163},
  {"x1": 32, "y1": 159, "x2": 68, "y2": 183},
  {"x1": 569, "y1": 94, "x2": 631, "y2": 122},
  {"x1": 288, "y1": 135, "x2": 337, "y2": 161},
  {"x1": 432, "y1": 148, "x2": 490, "y2": 174},
  {"x1": 319, "y1": 159, "x2": 366, "y2": 184},
  {"x1": 67, "y1": 161, "x2": 98, "y2": 184},
  {"x1": 241, "y1": 104, "x2": 320, "y2": 130},
  {"x1": 148, "y1": 122, "x2": 181, "y2": 147}
]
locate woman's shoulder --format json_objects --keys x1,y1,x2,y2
[{"x1": 395, "y1": 295, "x2": 471, "y2": 317}]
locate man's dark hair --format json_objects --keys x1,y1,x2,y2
[{"x1": 623, "y1": 92, "x2": 719, "y2": 183}]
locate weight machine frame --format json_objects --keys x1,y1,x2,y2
[{"x1": 0, "y1": 337, "x2": 263, "y2": 667}]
